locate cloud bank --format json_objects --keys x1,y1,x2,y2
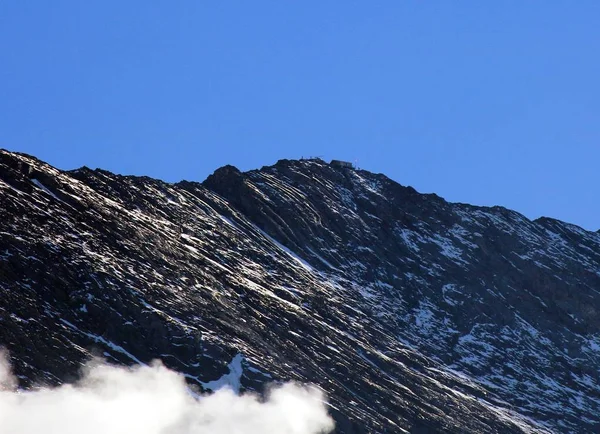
[{"x1": 0, "y1": 353, "x2": 334, "y2": 434}]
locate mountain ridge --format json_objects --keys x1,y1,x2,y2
[
  {"x1": 1, "y1": 149, "x2": 599, "y2": 433},
  {"x1": 8, "y1": 148, "x2": 590, "y2": 234}
]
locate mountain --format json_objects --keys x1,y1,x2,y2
[{"x1": 0, "y1": 149, "x2": 599, "y2": 433}]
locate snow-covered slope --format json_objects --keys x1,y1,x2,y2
[{"x1": 0, "y1": 150, "x2": 598, "y2": 433}]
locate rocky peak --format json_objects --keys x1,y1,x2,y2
[{"x1": 0, "y1": 149, "x2": 599, "y2": 433}]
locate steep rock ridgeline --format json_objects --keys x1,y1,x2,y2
[{"x1": 0, "y1": 150, "x2": 599, "y2": 433}]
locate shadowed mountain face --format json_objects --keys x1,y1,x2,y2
[{"x1": 0, "y1": 150, "x2": 599, "y2": 433}]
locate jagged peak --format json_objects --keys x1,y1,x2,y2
[{"x1": 1, "y1": 148, "x2": 600, "y2": 433}]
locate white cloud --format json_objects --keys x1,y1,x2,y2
[{"x1": 0, "y1": 353, "x2": 334, "y2": 434}]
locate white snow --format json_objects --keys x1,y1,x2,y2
[
  {"x1": 201, "y1": 353, "x2": 244, "y2": 393},
  {"x1": 31, "y1": 179, "x2": 64, "y2": 203},
  {"x1": 59, "y1": 319, "x2": 144, "y2": 365},
  {"x1": 253, "y1": 225, "x2": 314, "y2": 272}
]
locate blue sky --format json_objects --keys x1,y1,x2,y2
[{"x1": 1, "y1": 2, "x2": 599, "y2": 229}]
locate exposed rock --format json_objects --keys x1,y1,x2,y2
[{"x1": 0, "y1": 149, "x2": 599, "y2": 433}]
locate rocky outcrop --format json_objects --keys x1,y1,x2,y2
[{"x1": 0, "y1": 150, "x2": 598, "y2": 433}]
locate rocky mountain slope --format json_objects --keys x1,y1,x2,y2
[{"x1": 0, "y1": 149, "x2": 599, "y2": 433}]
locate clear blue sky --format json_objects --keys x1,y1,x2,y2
[{"x1": 1, "y1": 2, "x2": 599, "y2": 229}]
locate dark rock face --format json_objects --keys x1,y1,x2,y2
[{"x1": 0, "y1": 150, "x2": 599, "y2": 433}]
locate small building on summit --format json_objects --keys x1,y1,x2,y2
[{"x1": 330, "y1": 160, "x2": 354, "y2": 169}]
